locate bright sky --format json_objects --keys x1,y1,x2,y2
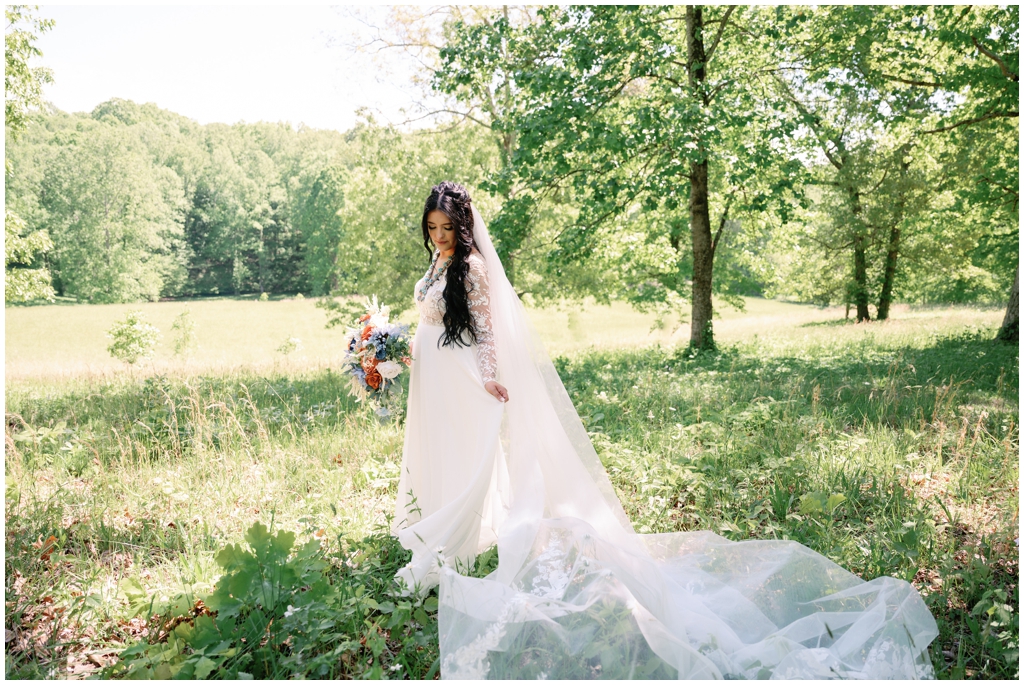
[{"x1": 33, "y1": 3, "x2": 440, "y2": 132}]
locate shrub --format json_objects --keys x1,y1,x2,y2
[
  {"x1": 106, "y1": 522, "x2": 441, "y2": 680},
  {"x1": 171, "y1": 307, "x2": 197, "y2": 357},
  {"x1": 277, "y1": 337, "x2": 302, "y2": 355},
  {"x1": 106, "y1": 310, "x2": 160, "y2": 364}
]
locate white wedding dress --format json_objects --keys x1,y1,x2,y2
[{"x1": 393, "y1": 207, "x2": 938, "y2": 679}]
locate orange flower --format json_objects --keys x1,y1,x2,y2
[
  {"x1": 365, "y1": 369, "x2": 382, "y2": 389},
  {"x1": 359, "y1": 314, "x2": 370, "y2": 323},
  {"x1": 360, "y1": 325, "x2": 373, "y2": 341}
]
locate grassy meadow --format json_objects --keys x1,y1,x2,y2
[{"x1": 4, "y1": 298, "x2": 1019, "y2": 679}]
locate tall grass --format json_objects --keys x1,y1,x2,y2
[{"x1": 4, "y1": 306, "x2": 1018, "y2": 679}]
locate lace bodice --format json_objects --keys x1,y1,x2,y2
[{"x1": 414, "y1": 251, "x2": 497, "y2": 383}]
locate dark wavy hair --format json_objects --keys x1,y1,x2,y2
[{"x1": 421, "y1": 181, "x2": 478, "y2": 348}]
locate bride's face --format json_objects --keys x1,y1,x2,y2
[{"x1": 426, "y1": 210, "x2": 456, "y2": 255}]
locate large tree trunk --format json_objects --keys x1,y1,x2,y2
[
  {"x1": 996, "y1": 265, "x2": 1018, "y2": 342},
  {"x1": 687, "y1": 5, "x2": 715, "y2": 350},
  {"x1": 848, "y1": 189, "x2": 870, "y2": 322},
  {"x1": 877, "y1": 144, "x2": 912, "y2": 321},
  {"x1": 853, "y1": 233, "x2": 870, "y2": 322},
  {"x1": 690, "y1": 159, "x2": 715, "y2": 349},
  {"x1": 876, "y1": 225, "x2": 899, "y2": 321}
]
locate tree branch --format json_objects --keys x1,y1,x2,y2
[
  {"x1": 771, "y1": 74, "x2": 843, "y2": 169},
  {"x1": 711, "y1": 193, "x2": 735, "y2": 256},
  {"x1": 972, "y1": 36, "x2": 1019, "y2": 82},
  {"x1": 922, "y1": 109, "x2": 1018, "y2": 134},
  {"x1": 979, "y1": 175, "x2": 1020, "y2": 196},
  {"x1": 865, "y1": 167, "x2": 890, "y2": 195},
  {"x1": 398, "y1": 107, "x2": 492, "y2": 130},
  {"x1": 705, "y1": 6, "x2": 737, "y2": 64},
  {"x1": 875, "y1": 72, "x2": 944, "y2": 88}
]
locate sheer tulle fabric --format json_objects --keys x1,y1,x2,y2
[{"x1": 394, "y1": 207, "x2": 938, "y2": 679}]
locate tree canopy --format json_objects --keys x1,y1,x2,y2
[{"x1": 4, "y1": 5, "x2": 1017, "y2": 343}]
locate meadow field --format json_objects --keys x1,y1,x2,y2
[
  {"x1": 4, "y1": 298, "x2": 1018, "y2": 679},
  {"x1": 4, "y1": 295, "x2": 830, "y2": 379}
]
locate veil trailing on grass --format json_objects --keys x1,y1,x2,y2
[{"x1": 429, "y1": 206, "x2": 938, "y2": 679}]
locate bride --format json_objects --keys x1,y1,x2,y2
[{"x1": 392, "y1": 181, "x2": 938, "y2": 679}]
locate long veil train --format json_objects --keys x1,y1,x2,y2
[{"x1": 403, "y1": 206, "x2": 938, "y2": 679}]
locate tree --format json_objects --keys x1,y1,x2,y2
[
  {"x1": 314, "y1": 122, "x2": 499, "y2": 315},
  {"x1": 4, "y1": 208, "x2": 54, "y2": 302},
  {"x1": 765, "y1": 5, "x2": 1018, "y2": 321},
  {"x1": 107, "y1": 310, "x2": 160, "y2": 365},
  {"x1": 352, "y1": 6, "x2": 545, "y2": 285},
  {"x1": 294, "y1": 163, "x2": 346, "y2": 296},
  {"x1": 40, "y1": 123, "x2": 188, "y2": 302},
  {"x1": 5, "y1": 4, "x2": 55, "y2": 302},
  {"x1": 442, "y1": 5, "x2": 798, "y2": 348},
  {"x1": 869, "y1": 5, "x2": 1018, "y2": 324},
  {"x1": 5, "y1": 5, "x2": 52, "y2": 133},
  {"x1": 996, "y1": 266, "x2": 1018, "y2": 342}
]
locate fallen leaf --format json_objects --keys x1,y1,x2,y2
[{"x1": 33, "y1": 535, "x2": 58, "y2": 561}]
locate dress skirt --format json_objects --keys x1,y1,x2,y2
[{"x1": 393, "y1": 322, "x2": 509, "y2": 593}]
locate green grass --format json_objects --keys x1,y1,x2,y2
[
  {"x1": 8, "y1": 294, "x2": 1001, "y2": 378},
  {"x1": 4, "y1": 300, "x2": 1018, "y2": 679}
]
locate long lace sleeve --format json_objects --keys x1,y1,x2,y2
[{"x1": 466, "y1": 253, "x2": 497, "y2": 383}]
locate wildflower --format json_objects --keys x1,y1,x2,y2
[{"x1": 284, "y1": 605, "x2": 297, "y2": 618}]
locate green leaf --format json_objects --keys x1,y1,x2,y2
[
  {"x1": 193, "y1": 657, "x2": 217, "y2": 679},
  {"x1": 189, "y1": 615, "x2": 222, "y2": 651},
  {"x1": 825, "y1": 493, "x2": 847, "y2": 513},
  {"x1": 214, "y1": 542, "x2": 252, "y2": 572}
]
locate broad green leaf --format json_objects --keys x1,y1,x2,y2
[{"x1": 193, "y1": 657, "x2": 217, "y2": 679}]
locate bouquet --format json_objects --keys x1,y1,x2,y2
[{"x1": 342, "y1": 296, "x2": 412, "y2": 417}]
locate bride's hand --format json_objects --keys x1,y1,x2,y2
[{"x1": 485, "y1": 381, "x2": 509, "y2": 403}]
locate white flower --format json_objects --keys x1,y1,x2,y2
[
  {"x1": 284, "y1": 605, "x2": 296, "y2": 618},
  {"x1": 376, "y1": 360, "x2": 403, "y2": 380}
]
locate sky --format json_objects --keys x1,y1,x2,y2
[{"x1": 32, "y1": 3, "x2": 440, "y2": 132}]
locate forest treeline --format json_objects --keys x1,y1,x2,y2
[
  {"x1": 6, "y1": 99, "x2": 501, "y2": 305},
  {"x1": 5, "y1": 5, "x2": 1019, "y2": 342}
]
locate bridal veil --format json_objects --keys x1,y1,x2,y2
[{"x1": 407, "y1": 205, "x2": 938, "y2": 679}]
